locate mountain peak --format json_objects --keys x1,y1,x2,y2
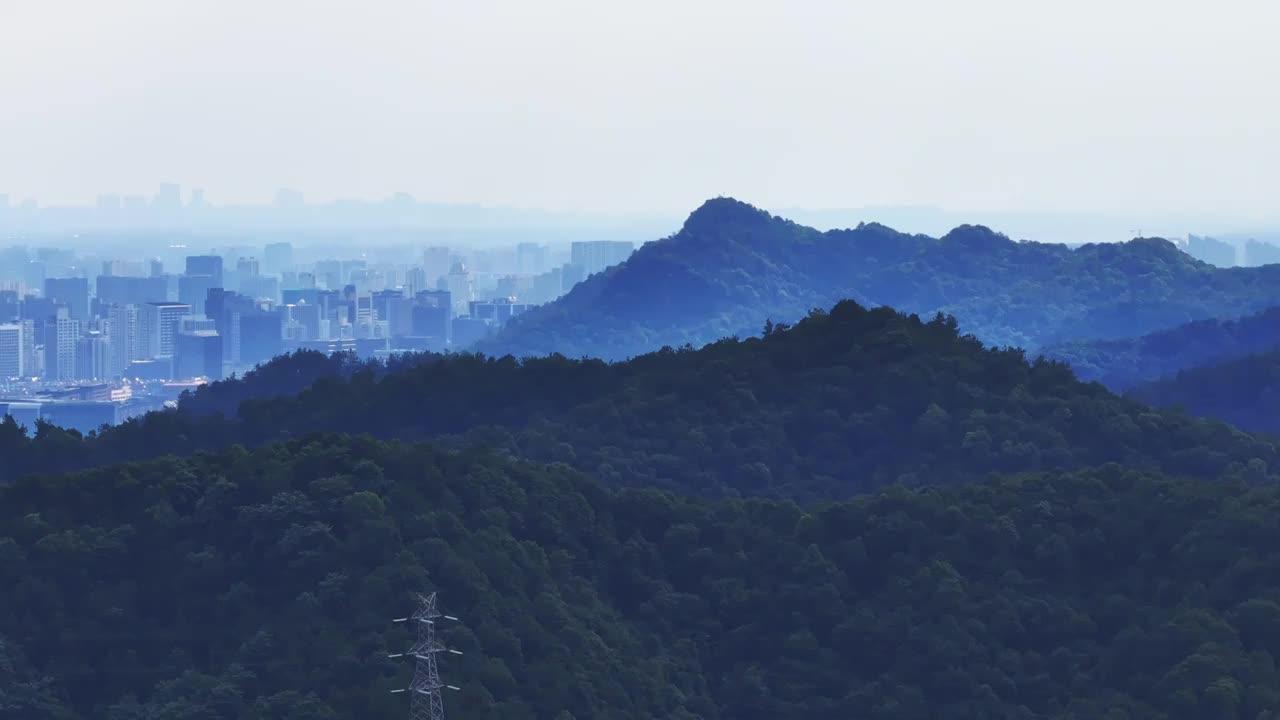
[
  {"x1": 1126, "y1": 236, "x2": 1185, "y2": 257},
  {"x1": 939, "y1": 224, "x2": 1013, "y2": 252},
  {"x1": 681, "y1": 196, "x2": 777, "y2": 233}
]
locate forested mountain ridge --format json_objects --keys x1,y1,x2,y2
[
  {"x1": 1040, "y1": 306, "x2": 1280, "y2": 389},
  {"x1": 7, "y1": 436, "x2": 1280, "y2": 718},
  {"x1": 477, "y1": 197, "x2": 1280, "y2": 359},
  {"x1": 5, "y1": 300, "x2": 1277, "y2": 499},
  {"x1": 1126, "y1": 349, "x2": 1280, "y2": 433}
]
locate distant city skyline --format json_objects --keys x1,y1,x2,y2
[{"x1": 4, "y1": 182, "x2": 1280, "y2": 248}]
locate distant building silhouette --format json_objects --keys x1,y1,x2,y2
[
  {"x1": 570, "y1": 240, "x2": 634, "y2": 276},
  {"x1": 1185, "y1": 235, "x2": 1236, "y2": 267},
  {"x1": 185, "y1": 255, "x2": 224, "y2": 287}
]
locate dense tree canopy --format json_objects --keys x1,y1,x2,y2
[
  {"x1": 1126, "y1": 349, "x2": 1280, "y2": 433},
  {"x1": 5, "y1": 436, "x2": 1280, "y2": 718},
  {"x1": 4, "y1": 300, "x2": 1278, "y2": 499},
  {"x1": 477, "y1": 198, "x2": 1280, "y2": 359},
  {"x1": 1041, "y1": 306, "x2": 1280, "y2": 389}
]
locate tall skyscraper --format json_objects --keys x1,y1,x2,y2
[
  {"x1": 97, "y1": 275, "x2": 168, "y2": 306},
  {"x1": 236, "y1": 257, "x2": 266, "y2": 298},
  {"x1": 353, "y1": 293, "x2": 375, "y2": 338},
  {"x1": 239, "y1": 311, "x2": 282, "y2": 367},
  {"x1": 42, "y1": 309, "x2": 80, "y2": 381},
  {"x1": 175, "y1": 329, "x2": 223, "y2": 380},
  {"x1": 570, "y1": 240, "x2": 635, "y2": 276},
  {"x1": 156, "y1": 182, "x2": 182, "y2": 210},
  {"x1": 23, "y1": 261, "x2": 46, "y2": 295},
  {"x1": 101, "y1": 259, "x2": 147, "y2": 277},
  {"x1": 531, "y1": 266, "x2": 564, "y2": 304},
  {"x1": 178, "y1": 274, "x2": 217, "y2": 315},
  {"x1": 44, "y1": 277, "x2": 90, "y2": 321},
  {"x1": 404, "y1": 267, "x2": 428, "y2": 297},
  {"x1": 263, "y1": 242, "x2": 293, "y2": 275},
  {"x1": 0, "y1": 291, "x2": 18, "y2": 322},
  {"x1": 340, "y1": 259, "x2": 366, "y2": 287},
  {"x1": 373, "y1": 289, "x2": 413, "y2": 338},
  {"x1": 444, "y1": 262, "x2": 474, "y2": 315},
  {"x1": 282, "y1": 288, "x2": 320, "y2": 307},
  {"x1": 516, "y1": 242, "x2": 546, "y2": 275},
  {"x1": 20, "y1": 319, "x2": 35, "y2": 377},
  {"x1": 411, "y1": 290, "x2": 451, "y2": 343},
  {"x1": 349, "y1": 267, "x2": 388, "y2": 293},
  {"x1": 138, "y1": 302, "x2": 191, "y2": 359},
  {"x1": 561, "y1": 263, "x2": 586, "y2": 290},
  {"x1": 106, "y1": 305, "x2": 139, "y2": 378},
  {"x1": 469, "y1": 298, "x2": 531, "y2": 326},
  {"x1": 423, "y1": 247, "x2": 450, "y2": 285},
  {"x1": 0, "y1": 323, "x2": 24, "y2": 378},
  {"x1": 286, "y1": 302, "x2": 322, "y2": 341},
  {"x1": 75, "y1": 331, "x2": 110, "y2": 381},
  {"x1": 206, "y1": 288, "x2": 255, "y2": 364},
  {"x1": 315, "y1": 260, "x2": 342, "y2": 290},
  {"x1": 185, "y1": 255, "x2": 223, "y2": 287},
  {"x1": 236, "y1": 256, "x2": 260, "y2": 280}
]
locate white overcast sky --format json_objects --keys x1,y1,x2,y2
[{"x1": 1, "y1": 0, "x2": 1277, "y2": 214}]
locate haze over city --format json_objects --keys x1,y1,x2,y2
[{"x1": 4, "y1": 0, "x2": 1278, "y2": 224}]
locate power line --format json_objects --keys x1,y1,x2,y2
[{"x1": 389, "y1": 592, "x2": 462, "y2": 720}]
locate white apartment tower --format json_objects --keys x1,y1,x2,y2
[
  {"x1": 43, "y1": 309, "x2": 81, "y2": 382},
  {"x1": 444, "y1": 262, "x2": 474, "y2": 316},
  {"x1": 0, "y1": 323, "x2": 23, "y2": 378},
  {"x1": 107, "y1": 305, "x2": 140, "y2": 378}
]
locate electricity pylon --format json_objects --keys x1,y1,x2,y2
[{"x1": 390, "y1": 592, "x2": 463, "y2": 720}]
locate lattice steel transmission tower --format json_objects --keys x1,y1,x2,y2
[{"x1": 390, "y1": 592, "x2": 463, "y2": 720}]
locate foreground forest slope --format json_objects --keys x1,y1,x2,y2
[
  {"x1": 1041, "y1": 307, "x2": 1280, "y2": 389},
  {"x1": 1127, "y1": 349, "x2": 1280, "y2": 433},
  {"x1": 478, "y1": 198, "x2": 1280, "y2": 359},
  {"x1": 5, "y1": 300, "x2": 1277, "y2": 498},
  {"x1": 6, "y1": 437, "x2": 1280, "y2": 718}
]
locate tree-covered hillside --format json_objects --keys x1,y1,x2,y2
[
  {"x1": 4, "y1": 300, "x2": 1277, "y2": 499},
  {"x1": 477, "y1": 198, "x2": 1280, "y2": 359},
  {"x1": 6, "y1": 436, "x2": 1280, "y2": 718},
  {"x1": 1126, "y1": 349, "x2": 1280, "y2": 433},
  {"x1": 1040, "y1": 307, "x2": 1280, "y2": 389}
]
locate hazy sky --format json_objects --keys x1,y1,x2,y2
[{"x1": 2, "y1": 0, "x2": 1278, "y2": 215}]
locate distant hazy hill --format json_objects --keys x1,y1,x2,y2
[
  {"x1": 1127, "y1": 349, "x2": 1280, "y2": 433},
  {"x1": 479, "y1": 197, "x2": 1280, "y2": 360},
  {"x1": 12, "y1": 300, "x2": 1279, "y2": 500},
  {"x1": 1040, "y1": 306, "x2": 1280, "y2": 389}
]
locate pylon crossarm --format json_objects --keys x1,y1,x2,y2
[{"x1": 391, "y1": 591, "x2": 459, "y2": 720}]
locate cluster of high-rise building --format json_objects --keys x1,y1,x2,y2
[
  {"x1": 0, "y1": 183, "x2": 644, "y2": 433},
  {"x1": 0, "y1": 238, "x2": 637, "y2": 405}
]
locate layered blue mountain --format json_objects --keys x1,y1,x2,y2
[
  {"x1": 479, "y1": 197, "x2": 1280, "y2": 360},
  {"x1": 1040, "y1": 306, "x2": 1280, "y2": 389}
]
